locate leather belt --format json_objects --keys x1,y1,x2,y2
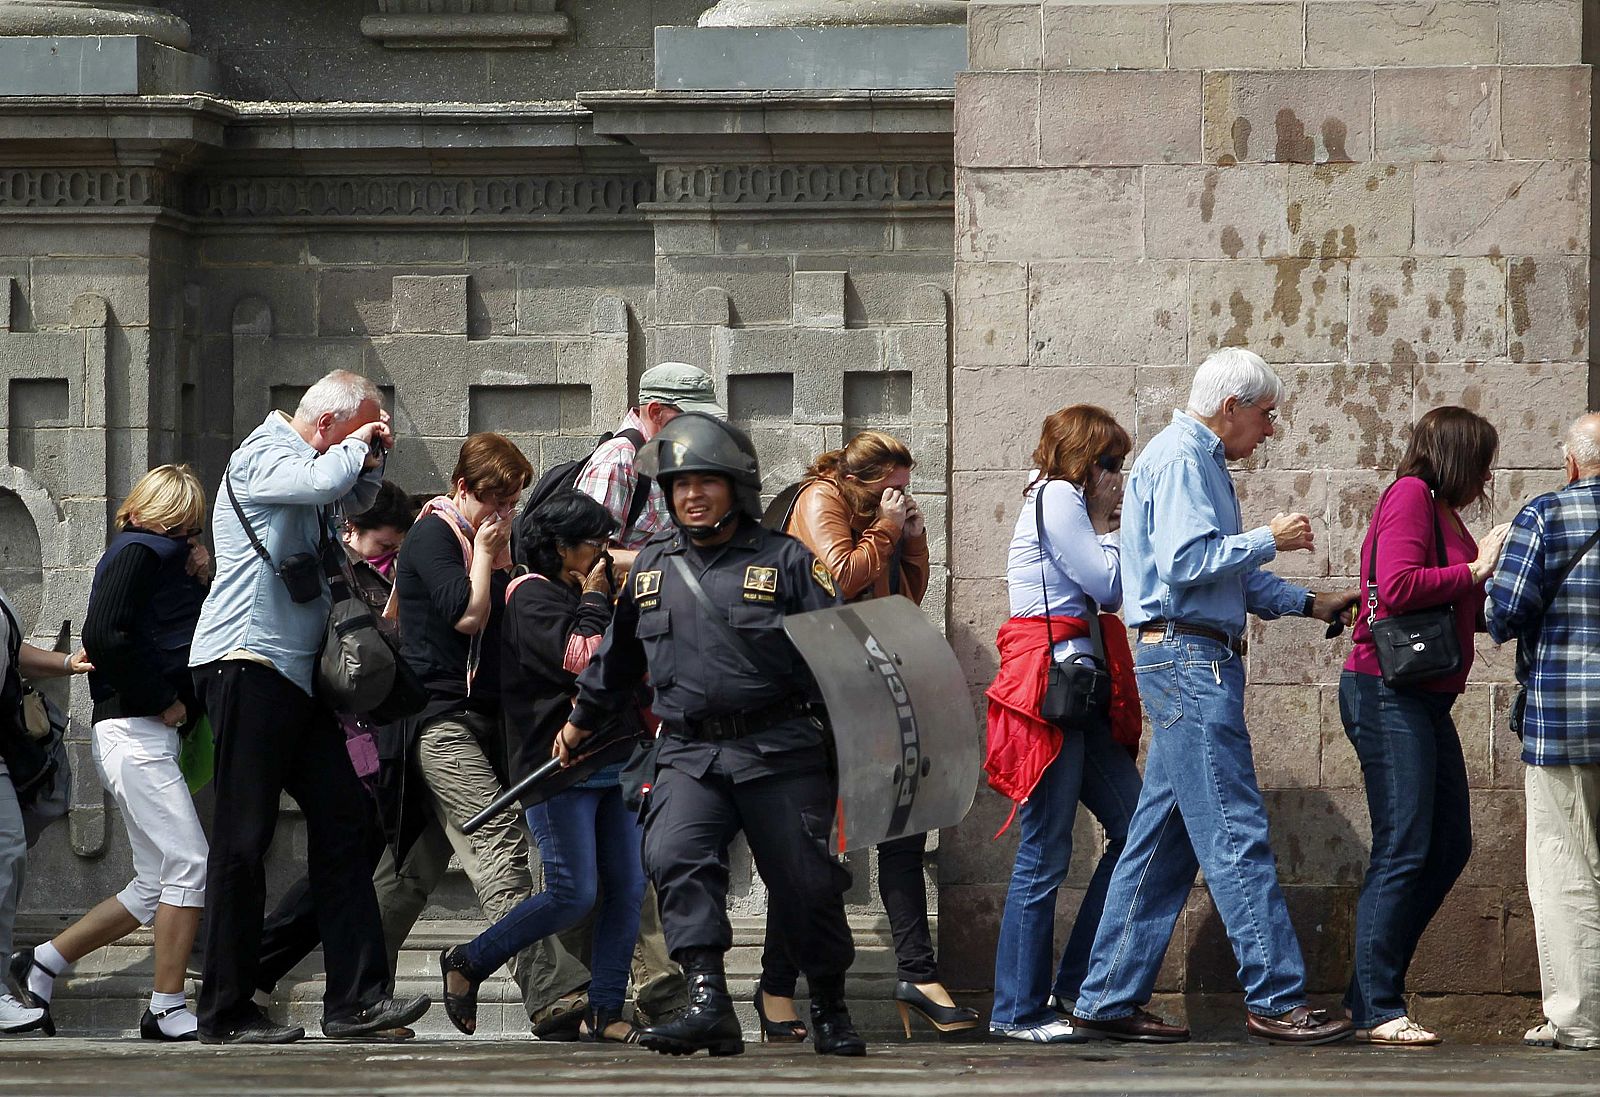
[
  {"x1": 1138, "y1": 621, "x2": 1248, "y2": 658},
  {"x1": 673, "y1": 696, "x2": 814, "y2": 742}
]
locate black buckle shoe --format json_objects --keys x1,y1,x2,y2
[
  {"x1": 197, "y1": 1006, "x2": 305, "y2": 1045},
  {"x1": 638, "y1": 973, "x2": 744, "y2": 1057},
  {"x1": 322, "y1": 993, "x2": 431, "y2": 1040},
  {"x1": 810, "y1": 996, "x2": 867, "y2": 1057}
]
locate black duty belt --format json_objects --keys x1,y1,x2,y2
[
  {"x1": 673, "y1": 696, "x2": 814, "y2": 742},
  {"x1": 1138, "y1": 621, "x2": 1248, "y2": 658}
]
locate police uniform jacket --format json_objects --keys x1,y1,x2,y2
[{"x1": 571, "y1": 518, "x2": 841, "y2": 783}]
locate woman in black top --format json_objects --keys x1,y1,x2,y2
[
  {"x1": 9, "y1": 465, "x2": 209, "y2": 1041},
  {"x1": 440, "y1": 491, "x2": 645, "y2": 1042}
]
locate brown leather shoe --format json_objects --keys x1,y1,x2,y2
[
  {"x1": 1246, "y1": 1006, "x2": 1354, "y2": 1045},
  {"x1": 1070, "y1": 1007, "x2": 1190, "y2": 1043}
]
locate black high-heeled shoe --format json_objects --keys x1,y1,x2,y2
[
  {"x1": 753, "y1": 989, "x2": 808, "y2": 1043},
  {"x1": 139, "y1": 1005, "x2": 198, "y2": 1042},
  {"x1": 438, "y1": 946, "x2": 480, "y2": 1036},
  {"x1": 892, "y1": 981, "x2": 979, "y2": 1039}
]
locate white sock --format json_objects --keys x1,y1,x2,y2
[
  {"x1": 150, "y1": 991, "x2": 196, "y2": 1037},
  {"x1": 28, "y1": 942, "x2": 68, "y2": 1005}
]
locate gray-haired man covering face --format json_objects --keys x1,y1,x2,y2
[{"x1": 189, "y1": 370, "x2": 429, "y2": 1044}]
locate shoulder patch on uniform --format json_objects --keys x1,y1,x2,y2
[
  {"x1": 635, "y1": 569, "x2": 661, "y2": 598},
  {"x1": 811, "y1": 559, "x2": 837, "y2": 597}
]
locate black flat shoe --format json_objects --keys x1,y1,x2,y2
[
  {"x1": 139, "y1": 1006, "x2": 197, "y2": 1042},
  {"x1": 322, "y1": 994, "x2": 431, "y2": 1039},
  {"x1": 196, "y1": 1006, "x2": 304, "y2": 1045},
  {"x1": 892, "y1": 981, "x2": 979, "y2": 1038},
  {"x1": 439, "y1": 947, "x2": 480, "y2": 1036},
  {"x1": 753, "y1": 989, "x2": 808, "y2": 1043},
  {"x1": 6, "y1": 949, "x2": 56, "y2": 1037}
]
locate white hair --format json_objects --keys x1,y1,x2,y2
[
  {"x1": 1564, "y1": 413, "x2": 1600, "y2": 471},
  {"x1": 1186, "y1": 348, "x2": 1285, "y2": 417},
  {"x1": 295, "y1": 370, "x2": 381, "y2": 423}
]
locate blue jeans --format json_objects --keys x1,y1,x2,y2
[
  {"x1": 1075, "y1": 634, "x2": 1308, "y2": 1019},
  {"x1": 1338, "y1": 671, "x2": 1471, "y2": 1028},
  {"x1": 991, "y1": 715, "x2": 1142, "y2": 1028},
  {"x1": 463, "y1": 785, "x2": 645, "y2": 1012}
]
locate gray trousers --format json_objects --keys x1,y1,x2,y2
[{"x1": 0, "y1": 768, "x2": 23, "y2": 960}]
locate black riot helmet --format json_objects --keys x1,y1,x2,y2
[{"x1": 635, "y1": 412, "x2": 763, "y2": 538}]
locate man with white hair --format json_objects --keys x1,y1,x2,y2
[
  {"x1": 1487, "y1": 412, "x2": 1600, "y2": 1052},
  {"x1": 1069, "y1": 348, "x2": 1357, "y2": 1046},
  {"x1": 189, "y1": 370, "x2": 429, "y2": 1043}
]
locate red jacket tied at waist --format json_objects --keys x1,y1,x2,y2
[{"x1": 984, "y1": 614, "x2": 1142, "y2": 835}]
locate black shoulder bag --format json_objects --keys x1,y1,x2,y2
[
  {"x1": 1033, "y1": 482, "x2": 1111, "y2": 728},
  {"x1": 1365, "y1": 485, "x2": 1462, "y2": 688},
  {"x1": 224, "y1": 464, "x2": 324, "y2": 604},
  {"x1": 1509, "y1": 524, "x2": 1600, "y2": 733}
]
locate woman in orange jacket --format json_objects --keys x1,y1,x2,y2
[{"x1": 755, "y1": 431, "x2": 978, "y2": 1041}]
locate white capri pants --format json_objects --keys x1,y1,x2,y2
[{"x1": 92, "y1": 716, "x2": 207, "y2": 923}]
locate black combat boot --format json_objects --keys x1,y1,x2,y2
[
  {"x1": 809, "y1": 981, "x2": 867, "y2": 1057},
  {"x1": 638, "y1": 951, "x2": 744, "y2": 1057}
]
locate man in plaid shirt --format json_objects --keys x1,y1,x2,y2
[
  {"x1": 1486, "y1": 412, "x2": 1600, "y2": 1052},
  {"x1": 576, "y1": 363, "x2": 726, "y2": 560}
]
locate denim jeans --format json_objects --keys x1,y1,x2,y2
[
  {"x1": 1075, "y1": 634, "x2": 1308, "y2": 1019},
  {"x1": 990, "y1": 715, "x2": 1142, "y2": 1028},
  {"x1": 463, "y1": 785, "x2": 645, "y2": 1012},
  {"x1": 1338, "y1": 670, "x2": 1471, "y2": 1028}
]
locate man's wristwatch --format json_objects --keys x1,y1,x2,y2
[{"x1": 1302, "y1": 591, "x2": 1317, "y2": 618}]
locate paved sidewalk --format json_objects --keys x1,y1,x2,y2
[{"x1": 0, "y1": 1037, "x2": 1594, "y2": 1097}]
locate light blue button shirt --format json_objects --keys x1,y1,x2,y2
[
  {"x1": 1121, "y1": 411, "x2": 1308, "y2": 636},
  {"x1": 189, "y1": 412, "x2": 382, "y2": 694}
]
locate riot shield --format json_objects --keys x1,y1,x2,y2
[{"x1": 783, "y1": 595, "x2": 979, "y2": 853}]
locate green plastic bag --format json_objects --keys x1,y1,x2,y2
[{"x1": 178, "y1": 715, "x2": 214, "y2": 793}]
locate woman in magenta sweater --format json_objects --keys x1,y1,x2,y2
[{"x1": 1340, "y1": 406, "x2": 1510, "y2": 1046}]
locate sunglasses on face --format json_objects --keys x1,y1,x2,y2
[{"x1": 1095, "y1": 455, "x2": 1125, "y2": 474}]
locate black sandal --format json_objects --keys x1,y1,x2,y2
[
  {"x1": 438, "y1": 946, "x2": 481, "y2": 1036},
  {"x1": 579, "y1": 1004, "x2": 639, "y2": 1044}
]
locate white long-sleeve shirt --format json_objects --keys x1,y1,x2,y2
[{"x1": 1006, "y1": 475, "x2": 1121, "y2": 661}]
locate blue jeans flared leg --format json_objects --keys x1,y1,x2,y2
[
  {"x1": 990, "y1": 717, "x2": 1141, "y2": 1028},
  {"x1": 463, "y1": 786, "x2": 644, "y2": 1011},
  {"x1": 1076, "y1": 636, "x2": 1308, "y2": 1019},
  {"x1": 1339, "y1": 671, "x2": 1472, "y2": 1028}
]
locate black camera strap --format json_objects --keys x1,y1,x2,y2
[
  {"x1": 224, "y1": 462, "x2": 277, "y2": 572},
  {"x1": 224, "y1": 461, "x2": 334, "y2": 579},
  {"x1": 1034, "y1": 480, "x2": 1103, "y2": 663}
]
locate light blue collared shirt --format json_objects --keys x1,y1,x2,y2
[
  {"x1": 189, "y1": 412, "x2": 383, "y2": 694},
  {"x1": 1121, "y1": 411, "x2": 1308, "y2": 636}
]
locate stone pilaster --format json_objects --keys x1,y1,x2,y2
[{"x1": 0, "y1": 0, "x2": 210, "y2": 94}]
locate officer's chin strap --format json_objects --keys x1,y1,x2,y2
[{"x1": 677, "y1": 506, "x2": 741, "y2": 542}]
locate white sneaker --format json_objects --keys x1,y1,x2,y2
[
  {"x1": 0, "y1": 993, "x2": 45, "y2": 1034},
  {"x1": 991, "y1": 1019, "x2": 1087, "y2": 1043},
  {"x1": 1524, "y1": 1021, "x2": 1558, "y2": 1047}
]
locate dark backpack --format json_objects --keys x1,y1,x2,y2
[
  {"x1": 514, "y1": 428, "x2": 651, "y2": 557},
  {"x1": 760, "y1": 481, "x2": 806, "y2": 532},
  {"x1": 0, "y1": 599, "x2": 63, "y2": 807}
]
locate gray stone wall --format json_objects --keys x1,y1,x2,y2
[
  {"x1": 162, "y1": 0, "x2": 714, "y2": 102},
  {"x1": 949, "y1": 0, "x2": 1593, "y2": 1038}
]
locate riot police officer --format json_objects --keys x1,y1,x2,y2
[{"x1": 553, "y1": 413, "x2": 865, "y2": 1058}]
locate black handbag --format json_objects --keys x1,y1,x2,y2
[
  {"x1": 1365, "y1": 485, "x2": 1462, "y2": 688},
  {"x1": 1032, "y1": 482, "x2": 1111, "y2": 727}
]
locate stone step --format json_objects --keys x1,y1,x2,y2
[{"x1": 15, "y1": 916, "x2": 960, "y2": 1041}]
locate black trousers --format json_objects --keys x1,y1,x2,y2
[
  {"x1": 641, "y1": 759, "x2": 854, "y2": 991},
  {"x1": 194, "y1": 661, "x2": 390, "y2": 1030},
  {"x1": 254, "y1": 795, "x2": 388, "y2": 997},
  {"x1": 759, "y1": 831, "x2": 937, "y2": 997}
]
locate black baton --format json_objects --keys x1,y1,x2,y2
[{"x1": 463, "y1": 756, "x2": 562, "y2": 835}]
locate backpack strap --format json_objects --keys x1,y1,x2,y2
[
  {"x1": 504, "y1": 571, "x2": 546, "y2": 605},
  {"x1": 615, "y1": 427, "x2": 652, "y2": 540}
]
